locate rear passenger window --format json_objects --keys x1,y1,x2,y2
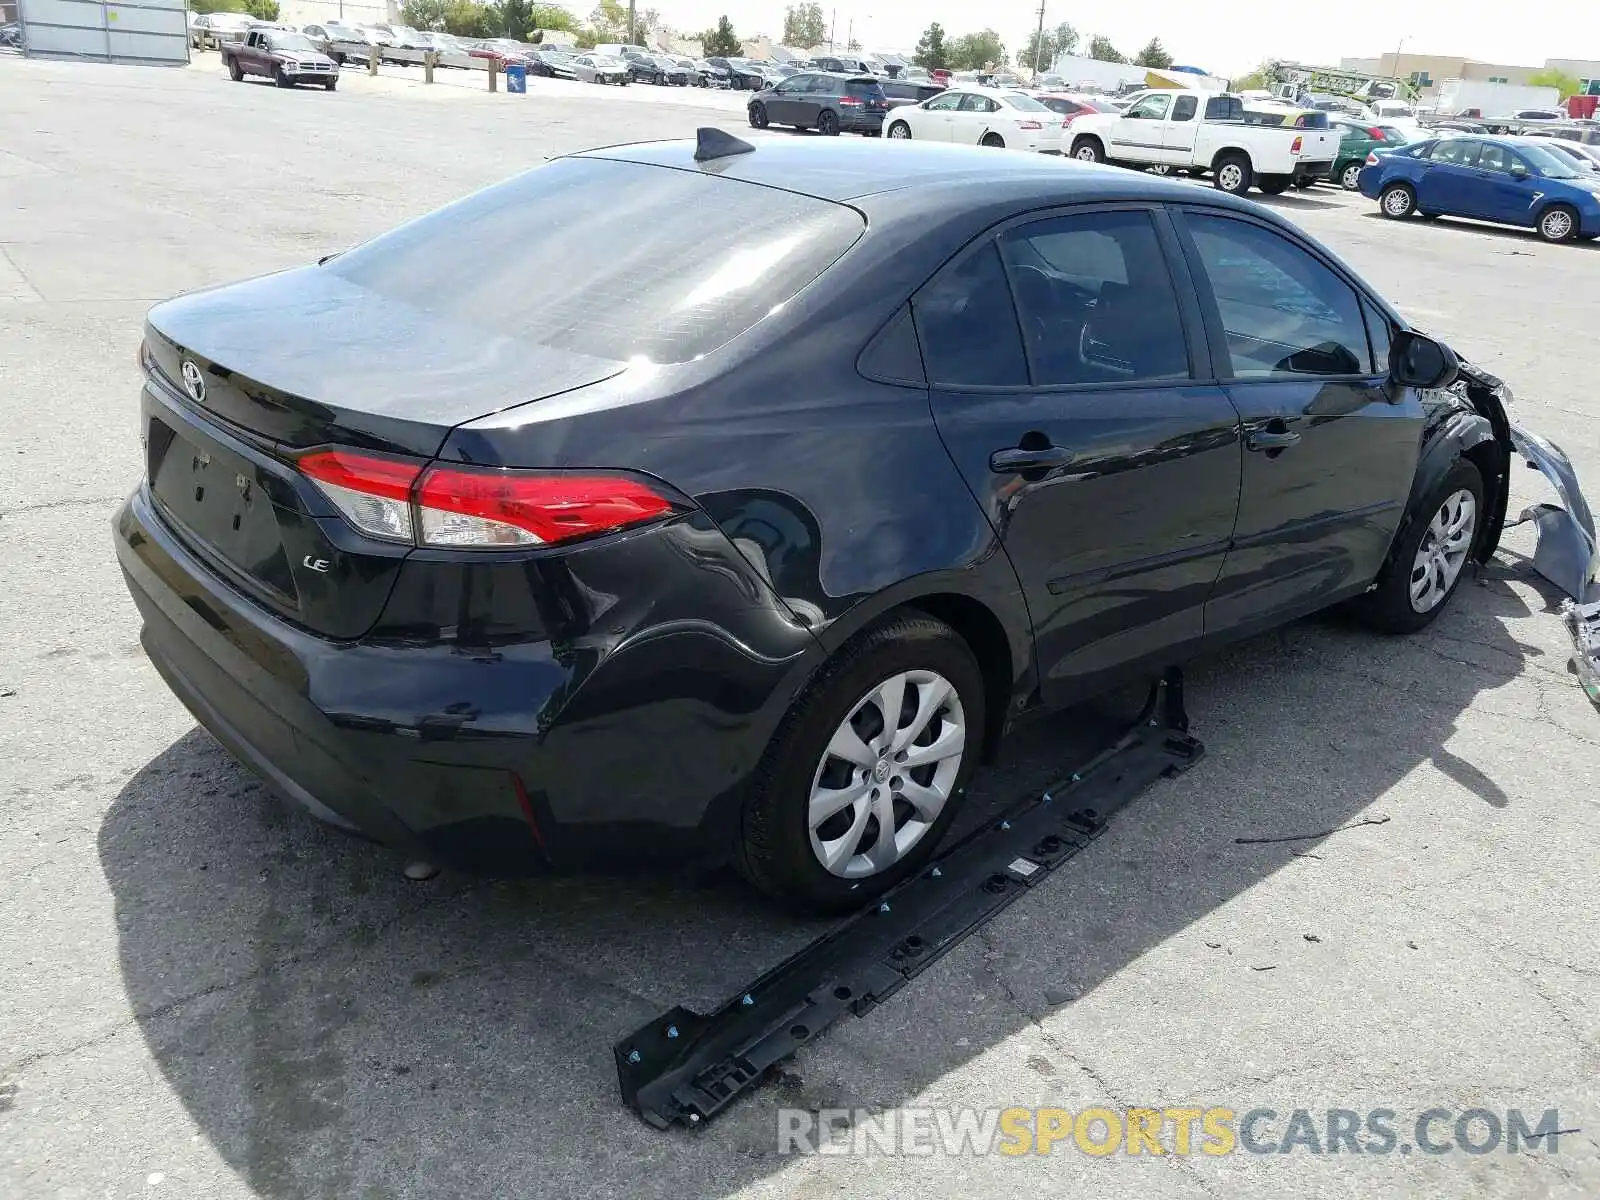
[
  {"x1": 1185, "y1": 214, "x2": 1373, "y2": 378},
  {"x1": 1172, "y1": 94, "x2": 1197, "y2": 121},
  {"x1": 999, "y1": 211, "x2": 1190, "y2": 385},
  {"x1": 914, "y1": 242, "x2": 1028, "y2": 388}
]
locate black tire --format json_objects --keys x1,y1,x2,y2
[
  {"x1": 748, "y1": 101, "x2": 768, "y2": 129},
  {"x1": 818, "y1": 109, "x2": 839, "y2": 136},
  {"x1": 1537, "y1": 203, "x2": 1580, "y2": 243},
  {"x1": 1257, "y1": 174, "x2": 1291, "y2": 195},
  {"x1": 273, "y1": 65, "x2": 291, "y2": 88},
  {"x1": 1379, "y1": 181, "x2": 1416, "y2": 218},
  {"x1": 1070, "y1": 136, "x2": 1105, "y2": 163},
  {"x1": 887, "y1": 120, "x2": 911, "y2": 140},
  {"x1": 980, "y1": 133, "x2": 1005, "y2": 148},
  {"x1": 227, "y1": 56, "x2": 243, "y2": 81},
  {"x1": 736, "y1": 613, "x2": 986, "y2": 915},
  {"x1": 1349, "y1": 459, "x2": 1485, "y2": 634},
  {"x1": 324, "y1": 77, "x2": 337, "y2": 91},
  {"x1": 1213, "y1": 152, "x2": 1253, "y2": 195}
]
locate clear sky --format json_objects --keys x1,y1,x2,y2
[{"x1": 661, "y1": 0, "x2": 1600, "y2": 77}]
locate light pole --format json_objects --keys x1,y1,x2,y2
[
  {"x1": 1392, "y1": 35, "x2": 1407, "y2": 83},
  {"x1": 1032, "y1": 0, "x2": 1046, "y2": 75}
]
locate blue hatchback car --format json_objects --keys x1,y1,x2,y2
[{"x1": 1357, "y1": 134, "x2": 1600, "y2": 243}]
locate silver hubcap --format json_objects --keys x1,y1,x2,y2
[
  {"x1": 808, "y1": 670, "x2": 966, "y2": 879},
  {"x1": 890, "y1": 124, "x2": 908, "y2": 139},
  {"x1": 1343, "y1": 165, "x2": 1361, "y2": 188},
  {"x1": 1543, "y1": 210, "x2": 1572, "y2": 239},
  {"x1": 1075, "y1": 145, "x2": 1097, "y2": 161},
  {"x1": 1409, "y1": 489, "x2": 1476, "y2": 612},
  {"x1": 1219, "y1": 164, "x2": 1244, "y2": 191},
  {"x1": 1384, "y1": 188, "x2": 1411, "y2": 215}
]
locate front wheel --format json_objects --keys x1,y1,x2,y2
[
  {"x1": 1349, "y1": 459, "x2": 1484, "y2": 634},
  {"x1": 1070, "y1": 136, "x2": 1105, "y2": 163},
  {"x1": 324, "y1": 77, "x2": 337, "y2": 91},
  {"x1": 887, "y1": 120, "x2": 911, "y2": 140},
  {"x1": 1340, "y1": 162, "x2": 1363, "y2": 190},
  {"x1": 748, "y1": 101, "x2": 768, "y2": 129},
  {"x1": 1538, "y1": 204, "x2": 1580, "y2": 243},
  {"x1": 735, "y1": 613, "x2": 985, "y2": 915},
  {"x1": 273, "y1": 65, "x2": 291, "y2": 87},
  {"x1": 1380, "y1": 182, "x2": 1416, "y2": 218}
]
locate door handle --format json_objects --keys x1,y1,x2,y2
[
  {"x1": 1246, "y1": 428, "x2": 1302, "y2": 452},
  {"x1": 989, "y1": 446, "x2": 1075, "y2": 473}
]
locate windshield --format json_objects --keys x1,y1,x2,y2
[
  {"x1": 1520, "y1": 144, "x2": 1581, "y2": 177},
  {"x1": 327, "y1": 158, "x2": 864, "y2": 364},
  {"x1": 270, "y1": 33, "x2": 318, "y2": 52}
]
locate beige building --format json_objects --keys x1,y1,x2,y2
[{"x1": 1342, "y1": 51, "x2": 1600, "y2": 100}]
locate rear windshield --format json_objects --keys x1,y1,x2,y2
[
  {"x1": 325, "y1": 157, "x2": 864, "y2": 364},
  {"x1": 846, "y1": 79, "x2": 886, "y2": 98},
  {"x1": 1293, "y1": 111, "x2": 1329, "y2": 128},
  {"x1": 1205, "y1": 95, "x2": 1243, "y2": 121},
  {"x1": 1002, "y1": 92, "x2": 1050, "y2": 112}
]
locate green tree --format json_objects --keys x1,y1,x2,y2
[
  {"x1": 782, "y1": 2, "x2": 824, "y2": 47},
  {"x1": 1528, "y1": 67, "x2": 1583, "y2": 99},
  {"x1": 188, "y1": 0, "x2": 246, "y2": 13},
  {"x1": 1133, "y1": 38, "x2": 1172, "y2": 68},
  {"x1": 1230, "y1": 60, "x2": 1270, "y2": 91},
  {"x1": 400, "y1": 0, "x2": 450, "y2": 29},
  {"x1": 913, "y1": 22, "x2": 948, "y2": 71},
  {"x1": 528, "y1": 4, "x2": 578, "y2": 30},
  {"x1": 241, "y1": 0, "x2": 277, "y2": 18},
  {"x1": 442, "y1": 0, "x2": 499, "y2": 37},
  {"x1": 588, "y1": 0, "x2": 627, "y2": 38},
  {"x1": 949, "y1": 28, "x2": 1004, "y2": 71},
  {"x1": 500, "y1": 0, "x2": 531, "y2": 37},
  {"x1": 1016, "y1": 20, "x2": 1077, "y2": 70},
  {"x1": 1087, "y1": 34, "x2": 1124, "y2": 63},
  {"x1": 700, "y1": 15, "x2": 741, "y2": 56}
]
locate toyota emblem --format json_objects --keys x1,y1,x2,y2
[{"x1": 180, "y1": 360, "x2": 206, "y2": 403}]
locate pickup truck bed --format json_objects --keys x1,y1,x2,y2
[{"x1": 1068, "y1": 90, "x2": 1338, "y2": 196}]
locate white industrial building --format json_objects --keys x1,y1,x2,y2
[{"x1": 16, "y1": 0, "x2": 189, "y2": 64}]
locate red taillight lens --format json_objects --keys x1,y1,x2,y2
[
  {"x1": 297, "y1": 450, "x2": 679, "y2": 549},
  {"x1": 1368, "y1": 126, "x2": 1386, "y2": 139},
  {"x1": 415, "y1": 466, "x2": 676, "y2": 547},
  {"x1": 837, "y1": 95, "x2": 862, "y2": 107},
  {"x1": 1291, "y1": 135, "x2": 1303, "y2": 153},
  {"x1": 1365, "y1": 151, "x2": 1379, "y2": 165},
  {"x1": 1017, "y1": 119, "x2": 1043, "y2": 130}
]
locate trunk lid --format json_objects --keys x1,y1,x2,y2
[{"x1": 142, "y1": 266, "x2": 624, "y2": 639}]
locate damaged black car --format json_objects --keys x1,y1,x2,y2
[{"x1": 114, "y1": 134, "x2": 1588, "y2": 915}]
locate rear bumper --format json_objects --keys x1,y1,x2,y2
[
  {"x1": 839, "y1": 112, "x2": 886, "y2": 132},
  {"x1": 115, "y1": 484, "x2": 823, "y2": 874}
]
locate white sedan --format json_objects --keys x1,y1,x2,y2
[{"x1": 885, "y1": 87, "x2": 1066, "y2": 153}]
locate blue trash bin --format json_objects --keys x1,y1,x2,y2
[{"x1": 505, "y1": 63, "x2": 527, "y2": 93}]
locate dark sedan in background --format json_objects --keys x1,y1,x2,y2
[
  {"x1": 627, "y1": 53, "x2": 688, "y2": 85},
  {"x1": 529, "y1": 48, "x2": 578, "y2": 79},
  {"x1": 1359, "y1": 134, "x2": 1600, "y2": 242},
  {"x1": 748, "y1": 72, "x2": 889, "y2": 136},
  {"x1": 118, "y1": 135, "x2": 1523, "y2": 914}
]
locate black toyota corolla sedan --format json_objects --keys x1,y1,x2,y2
[{"x1": 116, "y1": 132, "x2": 1510, "y2": 914}]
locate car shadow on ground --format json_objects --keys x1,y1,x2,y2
[
  {"x1": 1358, "y1": 209, "x2": 1600, "y2": 249},
  {"x1": 1245, "y1": 189, "x2": 1348, "y2": 212},
  {"x1": 98, "y1": 574, "x2": 1537, "y2": 1197}
]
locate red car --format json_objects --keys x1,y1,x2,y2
[
  {"x1": 469, "y1": 38, "x2": 532, "y2": 67},
  {"x1": 1032, "y1": 92, "x2": 1118, "y2": 125}
]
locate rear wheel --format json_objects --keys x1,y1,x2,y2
[
  {"x1": 1380, "y1": 182, "x2": 1416, "y2": 218},
  {"x1": 1537, "y1": 204, "x2": 1580, "y2": 243},
  {"x1": 748, "y1": 101, "x2": 768, "y2": 129},
  {"x1": 980, "y1": 133, "x2": 1005, "y2": 148},
  {"x1": 818, "y1": 109, "x2": 839, "y2": 136},
  {"x1": 227, "y1": 56, "x2": 243, "y2": 81},
  {"x1": 736, "y1": 614, "x2": 985, "y2": 915},
  {"x1": 1213, "y1": 153, "x2": 1253, "y2": 195},
  {"x1": 887, "y1": 120, "x2": 911, "y2": 139},
  {"x1": 1257, "y1": 174, "x2": 1291, "y2": 194},
  {"x1": 1340, "y1": 162, "x2": 1363, "y2": 190},
  {"x1": 1071, "y1": 136, "x2": 1105, "y2": 163},
  {"x1": 1350, "y1": 459, "x2": 1484, "y2": 634}
]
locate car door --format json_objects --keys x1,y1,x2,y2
[
  {"x1": 762, "y1": 76, "x2": 802, "y2": 123},
  {"x1": 1473, "y1": 142, "x2": 1541, "y2": 226},
  {"x1": 1161, "y1": 93, "x2": 1199, "y2": 164},
  {"x1": 917, "y1": 207, "x2": 1242, "y2": 703},
  {"x1": 1414, "y1": 138, "x2": 1485, "y2": 217},
  {"x1": 1172, "y1": 208, "x2": 1424, "y2": 634},
  {"x1": 951, "y1": 93, "x2": 1000, "y2": 144},
  {"x1": 917, "y1": 90, "x2": 964, "y2": 140},
  {"x1": 1110, "y1": 92, "x2": 1171, "y2": 159}
]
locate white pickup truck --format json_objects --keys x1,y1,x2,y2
[{"x1": 1066, "y1": 90, "x2": 1339, "y2": 196}]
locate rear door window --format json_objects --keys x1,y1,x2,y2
[
  {"x1": 326, "y1": 157, "x2": 864, "y2": 364},
  {"x1": 1171, "y1": 94, "x2": 1197, "y2": 121},
  {"x1": 913, "y1": 242, "x2": 1028, "y2": 388}
]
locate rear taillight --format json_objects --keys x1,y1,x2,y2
[
  {"x1": 838, "y1": 95, "x2": 863, "y2": 107},
  {"x1": 1017, "y1": 119, "x2": 1043, "y2": 130},
  {"x1": 1365, "y1": 151, "x2": 1379, "y2": 165},
  {"x1": 298, "y1": 449, "x2": 679, "y2": 549},
  {"x1": 1291, "y1": 135, "x2": 1303, "y2": 153},
  {"x1": 1368, "y1": 126, "x2": 1386, "y2": 139}
]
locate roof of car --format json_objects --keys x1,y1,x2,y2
[{"x1": 572, "y1": 136, "x2": 1267, "y2": 208}]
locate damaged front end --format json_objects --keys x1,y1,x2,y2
[{"x1": 1454, "y1": 361, "x2": 1600, "y2": 703}]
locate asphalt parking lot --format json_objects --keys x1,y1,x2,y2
[{"x1": 3, "y1": 52, "x2": 1599, "y2": 1199}]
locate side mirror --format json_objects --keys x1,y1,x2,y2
[
  {"x1": 1510, "y1": 163, "x2": 1529, "y2": 178},
  {"x1": 1390, "y1": 331, "x2": 1459, "y2": 390}
]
